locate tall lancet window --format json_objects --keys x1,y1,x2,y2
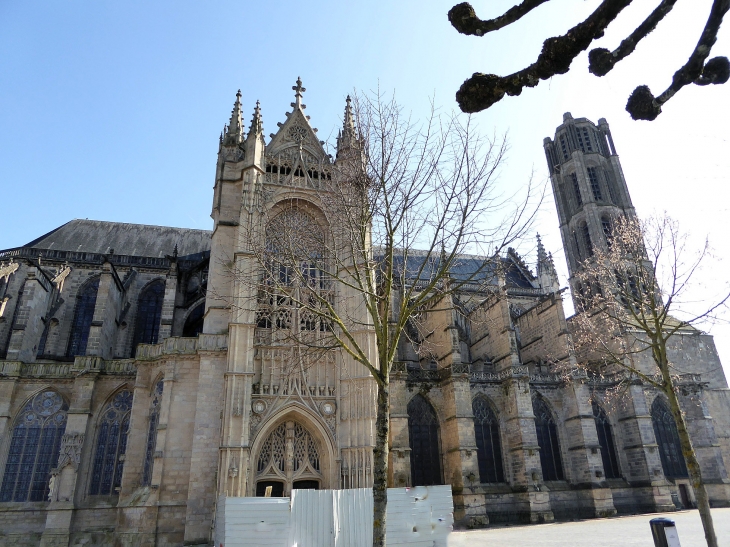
[
  {"x1": 89, "y1": 390, "x2": 133, "y2": 495},
  {"x1": 651, "y1": 398, "x2": 688, "y2": 479},
  {"x1": 142, "y1": 380, "x2": 164, "y2": 486},
  {"x1": 408, "y1": 394, "x2": 443, "y2": 486},
  {"x1": 132, "y1": 280, "x2": 165, "y2": 355},
  {"x1": 0, "y1": 390, "x2": 68, "y2": 502},
  {"x1": 67, "y1": 277, "x2": 100, "y2": 358},
  {"x1": 472, "y1": 397, "x2": 504, "y2": 483},
  {"x1": 533, "y1": 396, "x2": 564, "y2": 481},
  {"x1": 592, "y1": 402, "x2": 620, "y2": 479}
]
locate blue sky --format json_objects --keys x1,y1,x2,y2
[{"x1": 1, "y1": 1, "x2": 729, "y2": 371}]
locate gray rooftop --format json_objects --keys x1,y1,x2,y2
[{"x1": 18, "y1": 219, "x2": 211, "y2": 258}]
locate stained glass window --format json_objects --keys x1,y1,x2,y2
[
  {"x1": 408, "y1": 394, "x2": 442, "y2": 486},
  {"x1": 593, "y1": 402, "x2": 620, "y2": 479},
  {"x1": 533, "y1": 396, "x2": 564, "y2": 481},
  {"x1": 0, "y1": 390, "x2": 68, "y2": 502},
  {"x1": 67, "y1": 277, "x2": 100, "y2": 358},
  {"x1": 472, "y1": 397, "x2": 504, "y2": 483},
  {"x1": 651, "y1": 398, "x2": 688, "y2": 479},
  {"x1": 132, "y1": 281, "x2": 165, "y2": 355},
  {"x1": 89, "y1": 390, "x2": 133, "y2": 495},
  {"x1": 142, "y1": 380, "x2": 164, "y2": 486}
]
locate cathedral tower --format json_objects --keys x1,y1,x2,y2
[{"x1": 543, "y1": 113, "x2": 636, "y2": 310}]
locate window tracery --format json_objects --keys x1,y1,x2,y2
[
  {"x1": 0, "y1": 390, "x2": 68, "y2": 502},
  {"x1": 408, "y1": 394, "x2": 442, "y2": 486},
  {"x1": 256, "y1": 420, "x2": 322, "y2": 495},
  {"x1": 258, "y1": 208, "x2": 330, "y2": 339},
  {"x1": 89, "y1": 390, "x2": 133, "y2": 495},
  {"x1": 533, "y1": 396, "x2": 564, "y2": 481},
  {"x1": 472, "y1": 397, "x2": 504, "y2": 483},
  {"x1": 651, "y1": 398, "x2": 688, "y2": 479},
  {"x1": 592, "y1": 402, "x2": 620, "y2": 479}
]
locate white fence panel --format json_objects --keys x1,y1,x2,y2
[
  {"x1": 216, "y1": 485, "x2": 452, "y2": 547},
  {"x1": 333, "y1": 488, "x2": 373, "y2": 547},
  {"x1": 289, "y1": 489, "x2": 335, "y2": 547},
  {"x1": 386, "y1": 486, "x2": 453, "y2": 547},
  {"x1": 217, "y1": 496, "x2": 291, "y2": 547}
]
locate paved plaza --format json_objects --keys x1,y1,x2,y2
[{"x1": 448, "y1": 508, "x2": 730, "y2": 547}]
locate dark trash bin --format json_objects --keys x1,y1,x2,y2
[{"x1": 650, "y1": 518, "x2": 682, "y2": 547}]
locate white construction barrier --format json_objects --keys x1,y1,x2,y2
[{"x1": 215, "y1": 485, "x2": 454, "y2": 547}]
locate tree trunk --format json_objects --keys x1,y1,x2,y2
[
  {"x1": 665, "y1": 379, "x2": 718, "y2": 547},
  {"x1": 373, "y1": 376, "x2": 390, "y2": 547}
]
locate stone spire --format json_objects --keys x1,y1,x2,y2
[
  {"x1": 337, "y1": 95, "x2": 362, "y2": 159},
  {"x1": 536, "y1": 234, "x2": 559, "y2": 293},
  {"x1": 337, "y1": 95, "x2": 357, "y2": 153},
  {"x1": 248, "y1": 100, "x2": 263, "y2": 137},
  {"x1": 223, "y1": 90, "x2": 244, "y2": 146},
  {"x1": 244, "y1": 100, "x2": 265, "y2": 168}
]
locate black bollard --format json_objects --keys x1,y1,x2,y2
[{"x1": 650, "y1": 518, "x2": 682, "y2": 547}]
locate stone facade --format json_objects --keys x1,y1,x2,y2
[{"x1": 0, "y1": 85, "x2": 728, "y2": 546}]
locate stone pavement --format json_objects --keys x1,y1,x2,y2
[{"x1": 448, "y1": 508, "x2": 730, "y2": 547}]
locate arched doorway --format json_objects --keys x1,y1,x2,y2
[
  {"x1": 255, "y1": 420, "x2": 323, "y2": 496},
  {"x1": 407, "y1": 394, "x2": 443, "y2": 486}
]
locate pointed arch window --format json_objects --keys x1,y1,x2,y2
[
  {"x1": 533, "y1": 396, "x2": 564, "y2": 481},
  {"x1": 132, "y1": 281, "x2": 165, "y2": 354},
  {"x1": 89, "y1": 390, "x2": 133, "y2": 495},
  {"x1": 67, "y1": 277, "x2": 100, "y2": 358},
  {"x1": 587, "y1": 167, "x2": 603, "y2": 201},
  {"x1": 592, "y1": 402, "x2": 620, "y2": 479},
  {"x1": 142, "y1": 380, "x2": 164, "y2": 486},
  {"x1": 570, "y1": 172, "x2": 583, "y2": 207},
  {"x1": 472, "y1": 397, "x2": 504, "y2": 483},
  {"x1": 581, "y1": 222, "x2": 594, "y2": 258},
  {"x1": 408, "y1": 394, "x2": 442, "y2": 486},
  {"x1": 182, "y1": 303, "x2": 205, "y2": 337},
  {"x1": 651, "y1": 398, "x2": 688, "y2": 479},
  {"x1": 0, "y1": 390, "x2": 68, "y2": 502}
]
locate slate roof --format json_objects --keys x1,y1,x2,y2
[
  {"x1": 375, "y1": 250, "x2": 536, "y2": 289},
  {"x1": 15, "y1": 219, "x2": 211, "y2": 259}
]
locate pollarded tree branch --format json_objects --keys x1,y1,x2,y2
[
  {"x1": 448, "y1": 0, "x2": 551, "y2": 36},
  {"x1": 455, "y1": 0, "x2": 633, "y2": 113},
  {"x1": 626, "y1": 0, "x2": 730, "y2": 120},
  {"x1": 451, "y1": 0, "x2": 729, "y2": 120},
  {"x1": 589, "y1": 0, "x2": 679, "y2": 77}
]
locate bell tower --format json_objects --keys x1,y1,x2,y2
[{"x1": 543, "y1": 113, "x2": 637, "y2": 310}]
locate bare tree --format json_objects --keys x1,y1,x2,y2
[
  {"x1": 570, "y1": 214, "x2": 729, "y2": 547},
  {"x1": 448, "y1": 1, "x2": 730, "y2": 119},
  {"x1": 231, "y1": 92, "x2": 538, "y2": 546}
]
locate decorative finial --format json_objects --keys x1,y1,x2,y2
[
  {"x1": 248, "y1": 100, "x2": 263, "y2": 136},
  {"x1": 337, "y1": 95, "x2": 359, "y2": 156},
  {"x1": 223, "y1": 90, "x2": 244, "y2": 146},
  {"x1": 292, "y1": 77, "x2": 306, "y2": 108}
]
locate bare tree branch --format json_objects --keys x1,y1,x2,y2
[{"x1": 449, "y1": 0, "x2": 729, "y2": 120}]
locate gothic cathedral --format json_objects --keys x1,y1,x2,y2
[{"x1": 0, "y1": 83, "x2": 728, "y2": 546}]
